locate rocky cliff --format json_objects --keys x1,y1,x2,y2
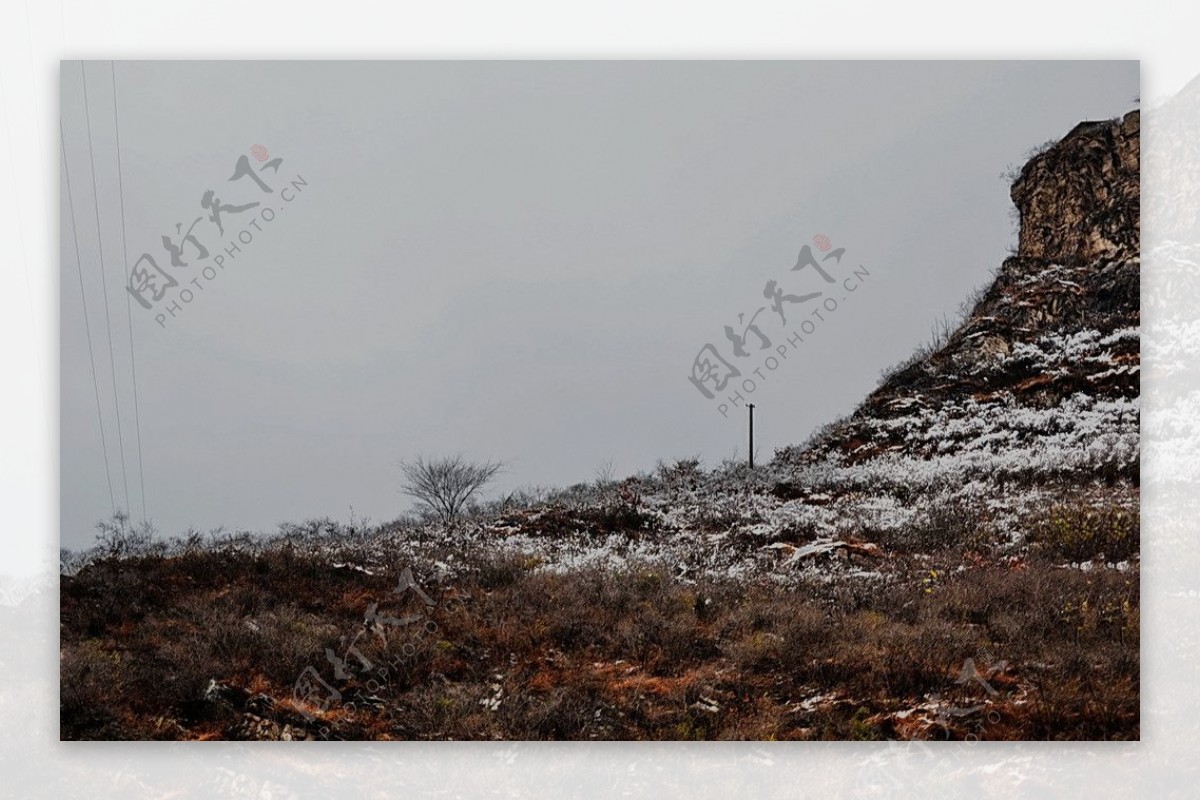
[
  {"x1": 779, "y1": 110, "x2": 1140, "y2": 486},
  {"x1": 1012, "y1": 111, "x2": 1139, "y2": 263}
]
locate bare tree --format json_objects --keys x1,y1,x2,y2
[{"x1": 399, "y1": 454, "x2": 504, "y2": 523}]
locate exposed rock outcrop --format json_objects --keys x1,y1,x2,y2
[
  {"x1": 780, "y1": 109, "x2": 1140, "y2": 480},
  {"x1": 1012, "y1": 111, "x2": 1139, "y2": 263}
]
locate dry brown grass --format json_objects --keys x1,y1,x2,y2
[{"x1": 60, "y1": 538, "x2": 1138, "y2": 741}]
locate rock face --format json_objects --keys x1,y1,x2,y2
[
  {"x1": 1012, "y1": 111, "x2": 1139, "y2": 263},
  {"x1": 781, "y1": 109, "x2": 1140, "y2": 480}
]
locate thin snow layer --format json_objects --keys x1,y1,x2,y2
[
  {"x1": 1011, "y1": 327, "x2": 1139, "y2": 379},
  {"x1": 440, "y1": 372, "x2": 1138, "y2": 582},
  {"x1": 820, "y1": 392, "x2": 1139, "y2": 489}
]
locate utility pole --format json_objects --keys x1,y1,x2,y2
[{"x1": 748, "y1": 403, "x2": 756, "y2": 468}]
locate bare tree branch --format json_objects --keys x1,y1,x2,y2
[{"x1": 398, "y1": 454, "x2": 503, "y2": 523}]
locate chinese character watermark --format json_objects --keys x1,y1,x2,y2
[
  {"x1": 688, "y1": 233, "x2": 872, "y2": 416},
  {"x1": 125, "y1": 144, "x2": 310, "y2": 329}
]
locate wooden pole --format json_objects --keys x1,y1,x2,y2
[{"x1": 748, "y1": 403, "x2": 755, "y2": 468}]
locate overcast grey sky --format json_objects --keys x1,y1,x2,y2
[{"x1": 59, "y1": 60, "x2": 1138, "y2": 548}]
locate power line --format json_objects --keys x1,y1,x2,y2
[
  {"x1": 81, "y1": 62, "x2": 131, "y2": 516},
  {"x1": 110, "y1": 60, "x2": 148, "y2": 524},
  {"x1": 61, "y1": 121, "x2": 116, "y2": 511}
]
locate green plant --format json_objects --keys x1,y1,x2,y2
[{"x1": 1032, "y1": 503, "x2": 1138, "y2": 563}]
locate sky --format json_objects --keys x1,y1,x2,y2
[{"x1": 59, "y1": 60, "x2": 1139, "y2": 548}]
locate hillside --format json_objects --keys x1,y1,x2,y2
[
  {"x1": 779, "y1": 111, "x2": 1139, "y2": 486},
  {"x1": 60, "y1": 112, "x2": 1141, "y2": 742}
]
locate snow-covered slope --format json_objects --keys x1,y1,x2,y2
[{"x1": 420, "y1": 110, "x2": 1143, "y2": 584}]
